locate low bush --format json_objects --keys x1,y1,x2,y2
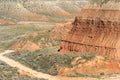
[
  {"x1": 7, "y1": 46, "x2": 78, "y2": 75},
  {"x1": 0, "y1": 61, "x2": 47, "y2": 80}
]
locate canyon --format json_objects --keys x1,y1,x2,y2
[{"x1": 1, "y1": 0, "x2": 120, "y2": 80}]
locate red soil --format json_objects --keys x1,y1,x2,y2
[
  {"x1": 58, "y1": 56, "x2": 120, "y2": 76},
  {"x1": 10, "y1": 41, "x2": 40, "y2": 52}
]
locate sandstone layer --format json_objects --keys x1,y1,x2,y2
[{"x1": 60, "y1": 9, "x2": 120, "y2": 60}]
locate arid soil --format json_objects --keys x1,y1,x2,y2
[
  {"x1": 10, "y1": 41, "x2": 40, "y2": 51},
  {"x1": 58, "y1": 56, "x2": 120, "y2": 76},
  {"x1": 0, "y1": 20, "x2": 16, "y2": 25}
]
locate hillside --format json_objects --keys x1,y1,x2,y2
[
  {"x1": 0, "y1": 2, "x2": 45, "y2": 22},
  {"x1": 0, "y1": 0, "x2": 88, "y2": 23},
  {"x1": 85, "y1": 0, "x2": 120, "y2": 10}
]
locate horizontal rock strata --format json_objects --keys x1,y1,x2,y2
[{"x1": 60, "y1": 9, "x2": 120, "y2": 60}]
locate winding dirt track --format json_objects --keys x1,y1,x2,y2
[
  {"x1": 0, "y1": 50, "x2": 120, "y2": 80},
  {"x1": 0, "y1": 50, "x2": 60, "y2": 80}
]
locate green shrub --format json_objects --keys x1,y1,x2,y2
[
  {"x1": 0, "y1": 61, "x2": 47, "y2": 80},
  {"x1": 7, "y1": 46, "x2": 77, "y2": 75},
  {"x1": 80, "y1": 52, "x2": 99, "y2": 61},
  {"x1": 90, "y1": 0, "x2": 120, "y2": 5}
]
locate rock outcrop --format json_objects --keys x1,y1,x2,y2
[{"x1": 60, "y1": 9, "x2": 120, "y2": 60}]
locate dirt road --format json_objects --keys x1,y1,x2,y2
[
  {"x1": 0, "y1": 50, "x2": 60, "y2": 80},
  {"x1": 0, "y1": 50, "x2": 120, "y2": 80}
]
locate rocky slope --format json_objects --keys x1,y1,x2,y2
[
  {"x1": 0, "y1": 0, "x2": 88, "y2": 23},
  {"x1": 60, "y1": 1, "x2": 120, "y2": 60},
  {"x1": 0, "y1": 2, "x2": 45, "y2": 22}
]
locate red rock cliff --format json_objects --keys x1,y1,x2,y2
[{"x1": 60, "y1": 9, "x2": 120, "y2": 60}]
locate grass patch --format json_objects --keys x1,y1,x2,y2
[
  {"x1": 80, "y1": 52, "x2": 99, "y2": 61},
  {"x1": 0, "y1": 24, "x2": 45, "y2": 42}
]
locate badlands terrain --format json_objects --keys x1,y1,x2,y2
[{"x1": 0, "y1": 0, "x2": 120, "y2": 80}]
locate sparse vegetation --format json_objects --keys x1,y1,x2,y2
[
  {"x1": 0, "y1": 24, "x2": 44, "y2": 41},
  {"x1": 66, "y1": 69, "x2": 120, "y2": 79},
  {"x1": 6, "y1": 46, "x2": 78, "y2": 75},
  {"x1": 0, "y1": 61, "x2": 47, "y2": 80},
  {"x1": 90, "y1": 0, "x2": 120, "y2": 5},
  {"x1": 90, "y1": 0, "x2": 110, "y2": 4},
  {"x1": 6, "y1": 46, "x2": 119, "y2": 79},
  {"x1": 19, "y1": 31, "x2": 54, "y2": 45},
  {"x1": 0, "y1": 0, "x2": 88, "y2": 22},
  {"x1": 80, "y1": 52, "x2": 99, "y2": 61},
  {"x1": 6, "y1": 46, "x2": 102, "y2": 76},
  {"x1": 66, "y1": 73, "x2": 101, "y2": 78},
  {"x1": 7, "y1": 30, "x2": 60, "y2": 52},
  {"x1": 0, "y1": 24, "x2": 48, "y2": 50}
]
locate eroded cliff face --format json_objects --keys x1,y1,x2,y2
[{"x1": 60, "y1": 9, "x2": 120, "y2": 60}]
